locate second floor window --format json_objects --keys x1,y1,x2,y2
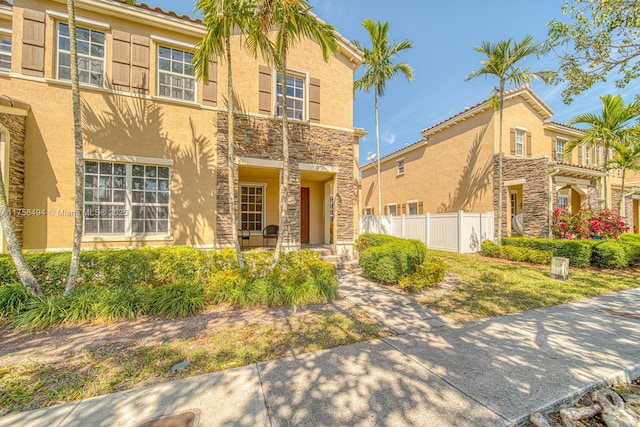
[
  {"x1": 0, "y1": 36, "x2": 11, "y2": 71},
  {"x1": 58, "y1": 23, "x2": 105, "y2": 87},
  {"x1": 397, "y1": 159, "x2": 404, "y2": 175},
  {"x1": 276, "y1": 73, "x2": 304, "y2": 120},
  {"x1": 515, "y1": 130, "x2": 525, "y2": 156},
  {"x1": 158, "y1": 46, "x2": 196, "y2": 102},
  {"x1": 584, "y1": 146, "x2": 590, "y2": 165},
  {"x1": 556, "y1": 139, "x2": 566, "y2": 162}
]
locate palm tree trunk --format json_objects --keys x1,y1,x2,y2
[
  {"x1": 226, "y1": 38, "x2": 244, "y2": 268},
  {"x1": 65, "y1": 0, "x2": 83, "y2": 295},
  {"x1": 497, "y1": 82, "x2": 505, "y2": 243},
  {"x1": 273, "y1": 43, "x2": 289, "y2": 265},
  {"x1": 375, "y1": 91, "x2": 382, "y2": 216},
  {"x1": 0, "y1": 165, "x2": 40, "y2": 296},
  {"x1": 603, "y1": 143, "x2": 609, "y2": 209}
]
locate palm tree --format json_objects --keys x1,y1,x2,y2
[
  {"x1": 353, "y1": 19, "x2": 413, "y2": 217},
  {"x1": 64, "y1": 0, "x2": 135, "y2": 294},
  {"x1": 194, "y1": 0, "x2": 266, "y2": 268},
  {"x1": 0, "y1": 164, "x2": 40, "y2": 296},
  {"x1": 564, "y1": 94, "x2": 640, "y2": 209},
  {"x1": 605, "y1": 130, "x2": 640, "y2": 213},
  {"x1": 255, "y1": 0, "x2": 338, "y2": 264},
  {"x1": 466, "y1": 35, "x2": 554, "y2": 241}
]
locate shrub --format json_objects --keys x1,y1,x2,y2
[
  {"x1": 11, "y1": 295, "x2": 69, "y2": 330},
  {"x1": 94, "y1": 286, "x2": 148, "y2": 321},
  {"x1": 591, "y1": 242, "x2": 629, "y2": 269},
  {"x1": 355, "y1": 233, "x2": 400, "y2": 252},
  {"x1": 502, "y1": 237, "x2": 593, "y2": 268},
  {"x1": 64, "y1": 286, "x2": 103, "y2": 323},
  {"x1": 620, "y1": 234, "x2": 640, "y2": 265},
  {"x1": 482, "y1": 240, "x2": 553, "y2": 265},
  {"x1": 0, "y1": 284, "x2": 33, "y2": 319},
  {"x1": 80, "y1": 249, "x2": 158, "y2": 287},
  {"x1": 148, "y1": 281, "x2": 207, "y2": 317},
  {"x1": 481, "y1": 240, "x2": 500, "y2": 257},
  {"x1": 152, "y1": 246, "x2": 211, "y2": 284},
  {"x1": 398, "y1": 256, "x2": 447, "y2": 293},
  {"x1": 359, "y1": 239, "x2": 427, "y2": 284},
  {"x1": 552, "y1": 208, "x2": 628, "y2": 239}
]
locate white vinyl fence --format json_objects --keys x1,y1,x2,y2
[{"x1": 359, "y1": 211, "x2": 494, "y2": 254}]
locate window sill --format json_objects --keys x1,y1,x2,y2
[
  {"x1": 151, "y1": 96, "x2": 201, "y2": 108},
  {"x1": 396, "y1": 173, "x2": 404, "y2": 177},
  {"x1": 82, "y1": 235, "x2": 174, "y2": 243},
  {"x1": 45, "y1": 78, "x2": 108, "y2": 93}
]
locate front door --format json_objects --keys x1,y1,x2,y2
[{"x1": 301, "y1": 187, "x2": 310, "y2": 244}]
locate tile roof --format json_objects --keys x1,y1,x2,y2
[
  {"x1": 112, "y1": 0, "x2": 203, "y2": 25},
  {"x1": 0, "y1": 1, "x2": 11, "y2": 8}
]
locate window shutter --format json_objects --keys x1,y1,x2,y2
[
  {"x1": 509, "y1": 128, "x2": 516, "y2": 155},
  {"x1": 21, "y1": 9, "x2": 45, "y2": 77},
  {"x1": 131, "y1": 35, "x2": 150, "y2": 92},
  {"x1": 384, "y1": 205, "x2": 388, "y2": 215},
  {"x1": 551, "y1": 137, "x2": 557, "y2": 161},
  {"x1": 111, "y1": 30, "x2": 131, "y2": 90},
  {"x1": 526, "y1": 132, "x2": 532, "y2": 156},
  {"x1": 595, "y1": 147, "x2": 600, "y2": 165},
  {"x1": 258, "y1": 65, "x2": 272, "y2": 115},
  {"x1": 309, "y1": 77, "x2": 321, "y2": 123},
  {"x1": 418, "y1": 201, "x2": 424, "y2": 215},
  {"x1": 578, "y1": 145, "x2": 583, "y2": 164},
  {"x1": 202, "y1": 61, "x2": 217, "y2": 107},
  {"x1": 401, "y1": 204, "x2": 406, "y2": 215}
]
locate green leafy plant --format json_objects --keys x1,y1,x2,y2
[
  {"x1": 359, "y1": 236, "x2": 427, "y2": 284},
  {"x1": 398, "y1": 256, "x2": 447, "y2": 292},
  {"x1": 502, "y1": 237, "x2": 593, "y2": 267},
  {"x1": 94, "y1": 287, "x2": 148, "y2": 321},
  {"x1": 148, "y1": 281, "x2": 207, "y2": 318},
  {"x1": 591, "y1": 241, "x2": 629, "y2": 269},
  {"x1": 0, "y1": 283, "x2": 33, "y2": 319},
  {"x1": 12, "y1": 295, "x2": 69, "y2": 330}
]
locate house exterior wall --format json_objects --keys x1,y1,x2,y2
[{"x1": 0, "y1": 0, "x2": 362, "y2": 252}]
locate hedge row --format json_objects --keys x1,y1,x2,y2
[
  {"x1": 501, "y1": 237, "x2": 593, "y2": 268},
  {"x1": 481, "y1": 240, "x2": 554, "y2": 265}
]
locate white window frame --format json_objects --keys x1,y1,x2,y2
[
  {"x1": 407, "y1": 200, "x2": 418, "y2": 216},
  {"x1": 0, "y1": 34, "x2": 11, "y2": 72},
  {"x1": 275, "y1": 70, "x2": 307, "y2": 121},
  {"x1": 584, "y1": 146, "x2": 590, "y2": 165},
  {"x1": 239, "y1": 183, "x2": 266, "y2": 233},
  {"x1": 388, "y1": 203, "x2": 397, "y2": 216},
  {"x1": 83, "y1": 160, "x2": 171, "y2": 236},
  {"x1": 157, "y1": 45, "x2": 196, "y2": 102},
  {"x1": 397, "y1": 158, "x2": 405, "y2": 175},
  {"x1": 56, "y1": 22, "x2": 105, "y2": 87},
  {"x1": 515, "y1": 129, "x2": 525, "y2": 156},
  {"x1": 510, "y1": 191, "x2": 517, "y2": 217},
  {"x1": 556, "y1": 138, "x2": 566, "y2": 163},
  {"x1": 558, "y1": 194, "x2": 569, "y2": 210}
]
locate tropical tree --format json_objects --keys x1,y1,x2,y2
[
  {"x1": 193, "y1": 0, "x2": 267, "y2": 268},
  {"x1": 255, "y1": 0, "x2": 338, "y2": 264},
  {"x1": 0, "y1": 165, "x2": 40, "y2": 296},
  {"x1": 353, "y1": 19, "x2": 413, "y2": 217},
  {"x1": 466, "y1": 35, "x2": 554, "y2": 241},
  {"x1": 547, "y1": 0, "x2": 640, "y2": 103},
  {"x1": 564, "y1": 94, "x2": 640, "y2": 209},
  {"x1": 604, "y1": 130, "x2": 640, "y2": 213},
  {"x1": 64, "y1": 0, "x2": 134, "y2": 294}
]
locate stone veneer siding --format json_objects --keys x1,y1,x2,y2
[
  {"x1": 0, "y1": 113, "x2": 26, "y2": 246},
  {"x1": 493, "y1": 155, "x2": 550, "y2": 238},
  {"x1": 612, "y1": 189, "x2": 635, "y2": 229},
  {"x1": 215, "y1": 112, "x2": 357, "y2": 249}
]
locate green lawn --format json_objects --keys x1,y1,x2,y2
[
  {"x1": 422, "y1": 250, "x2": 640, "y2": 322},
  {"x1": 0, "y1": 309, "x2": 389, "y2": 415}
]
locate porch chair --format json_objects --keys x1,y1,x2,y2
[
  {"x1": 238, "y1": 229, "x2": 250, "y2": 248},
  {"x1": 263, "y1": 225, "x2": 279, "y2": 247}
]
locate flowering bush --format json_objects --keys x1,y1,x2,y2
[{"x1": 551, "y1": 208, "x2": 628, "y2": 239}]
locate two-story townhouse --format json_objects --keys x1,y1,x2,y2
[
  {"x1": 361, "y1": 86, "x2": 640, "y2": 238},
  {"x1": 0, "y1": 0, "x2": 365, "y2": 258}
]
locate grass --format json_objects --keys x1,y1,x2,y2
[
  {"x1": 0, "y1": 309, "x2": 389, "y2": 415},
  {"x1": 422, "y1": 250, "x2": 640, "y2": 322}
]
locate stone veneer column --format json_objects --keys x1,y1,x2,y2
[{"x1": 0, "y1": 113, "x2": 27, "y2": 247}]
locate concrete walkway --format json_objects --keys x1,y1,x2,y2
[{"x1": 2, "y1": 274, "x2": 640, "y2": 427}]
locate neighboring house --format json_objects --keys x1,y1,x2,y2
[
  {"x1": 361, "y1": 86, "x2": 640, "y2": 237},
  {"x1": 0, "y1": 0, "x2": 365, "y2": 258}
]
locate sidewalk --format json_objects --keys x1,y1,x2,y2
[{"x1": 2, "y1": 274, "x2": 639, "y2": 427}]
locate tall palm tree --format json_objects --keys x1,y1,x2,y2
[
  {"x1": 64, "y1": 0, "x2": 134, "y2": 294},
  {"x1": 604, "y1": 129, "x2": 640, "y2": 213},
  {"x1": 466, "y1": 35, "x2": 554, "y2": 241},
  {"x1": 194, "y1": 0, "x2": 266, "y2": 268},
  {"x1": 255, "y1": 0, "x2": 338, "y2": 264},
  {"x1": 353, "y1": 19, "x2": 413, "y2": 217},
  {"x1": 564, "y1": 94, "x2": 640, "y2": 210},
  {"x1": 0, "y1": 164, "x2": 40, "y2": 296}
]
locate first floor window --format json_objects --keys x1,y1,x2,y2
[
  {"x1": 388, "y1": 204, "x2": 397, "y2": 216},
  {"x1": 84, "y1": 161, "x2": 170, "y2": 235},
  {"x1": 276, "y1": 72, "x2": 305, "y2": 120},
  {"x1": 158, "y1": 46, "x2": 196, "y2": 102},
  {"x1": 516, "y1": 130, "x2": 525, "y2": 156},
  {"x1": 240, "y1": 184, "x2": 264, "y2": 231},
  {"x1": 58, "y1": 23, "x2": 105, "y2": 87},
  {"x1": 0, "y1": 36, "x2": 11, "y2": 71},
  {"x1": 511, "y1": 193, "x2": 517, "y2": 216},
  {"x1": 365, "y1": 207, "x2": 373, "y2": 215},
  {"x1": 558, "y1": 195, "x2": 568, "y2": 210},
  {"x1": 408, "y1": 202, "x2": 418, "y2": 216}
]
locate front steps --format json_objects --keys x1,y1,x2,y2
[{"x1": 304, "y1": 245, "x2": 361, "y2": 273}]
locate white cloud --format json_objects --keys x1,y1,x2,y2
[{"x1": 382, "y1": 131, "x2": 396, "y2": 145}]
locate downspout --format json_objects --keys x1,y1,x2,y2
[{"x1": 548, "y1": 168, "x2": 560, "y2": 238}]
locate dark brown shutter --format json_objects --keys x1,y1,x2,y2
[
  {"x1": 111, "y1": 30, "x2": 131, "y2": 90},
  {"x1": 418, "y1": 201, "x2": 424, "y2": 215},
  {"x1": 384, "y1": 205, "x2": 388, "y2": 215},
  {"x1": 258, "y1": 65, "x2": 272, "y2": 115},
  {"x1": 131, "y1": 35, "x2": 150, "y2": 92},
  {"x1": 595, "y1": 147, "x2": 600, "y2": 165},
  {"x1": 526, "y1": 132, "x2": 532, "y2": 156},
  {"x1": 309, "y1": 77, "x2": 320, "y2": 123},
  {"x1": 401, "y1": 204, "x2": 406, "y2": 215},
  {"x1": 551, "y1": 137, "x2": 557, "y2": 162},
  {"x1": 202, "y1": 61, "x2": 217, "y2": 106},
  {"x1": 22, "y1": 9, "x2": 45, "y2": 77},
  {"x1": 578, "y1": 145, "x2": 583, "y2": 164},
  {"x1": 510, "y1": 128, "x2": 516, "y2": 155}
]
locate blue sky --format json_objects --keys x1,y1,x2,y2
[{"x1": 148, "y1": 0, "x2": 640, "y2": 164}]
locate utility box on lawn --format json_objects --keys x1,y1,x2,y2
[{"x1": 550, "y1": 257, "x2": 569, "y2": 280}]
